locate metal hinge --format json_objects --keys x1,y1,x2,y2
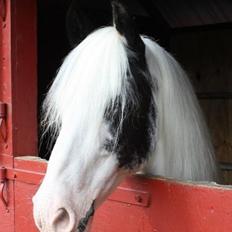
[{"x1": 0, "y1": 102, "x2": 7, "y2": 142}]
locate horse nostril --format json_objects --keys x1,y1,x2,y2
[{"x1": 52, "y1": 208, "x2": 76, "y2": 232}]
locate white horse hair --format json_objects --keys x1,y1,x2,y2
[
  {"x1": 42, "y1": 26, "x2": 217, "y2": 181},
  {"x1": 143, "y1": 37, "x2": 217, "y2": 180},
  {"x1": 33, "y1": 3, "x2": 218, "y2": 228}
]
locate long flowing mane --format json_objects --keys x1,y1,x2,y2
[
  {"x1": 42, "y1": 26, "x2": 217, "y2": 181},
  {"x1": 33, "y1": 2, "x2": 218, "y2": 231},
  {"x1": 42, "y1": 27, "x2": 133, "y2": 159},
  {"x1": 143, "y1": 38, "x2": 217, "y2": 180}
]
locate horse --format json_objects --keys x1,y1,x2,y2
[{"x1": 33, "y1": 1, "x2": 217, "y2": 231}]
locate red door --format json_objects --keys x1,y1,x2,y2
[
  {"x1": 0, "y1": 0, "x2": 37, "y2": 231},
  {"x1": 1, "y1": 1, "x2": 232, "y2": 232}
]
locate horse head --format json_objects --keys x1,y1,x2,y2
[
  {"x1": 33, "y1": 0, "x2": 218, "y2": 231},
  {"x1": 33, "y1": 1, "x2": 156, "y2": 231}
]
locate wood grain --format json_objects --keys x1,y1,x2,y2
[{"x1": 171, "y1": 29, "x2": 232, "y2": 184}]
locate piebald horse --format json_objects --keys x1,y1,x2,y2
[{"x1": 33, "y1": 1, "x2": 217, "y2": 231}]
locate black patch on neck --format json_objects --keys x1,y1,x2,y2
[{"x1": 104, "y1": 48, "x2": 156, "y2": 169}]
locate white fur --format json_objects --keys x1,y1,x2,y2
[
  {"x1": 143, "y1": 37, "x2": 217, "y2": 181},
  {"x1": 34, "y1": 27, "x2": 133, "y2": 231},
  {"x1": 43, "y1": 27, "x2": 217, "y2": 181},
  {"x1": 42, "y1": 27, "x2": 131, "y2": 158},
  {"x1": 34, "y1": 26, "x2": 217, "y2": 231}
]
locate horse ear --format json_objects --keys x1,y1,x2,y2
[{"x1": 111, "y1": 0, "x2": 145, "y2": 54}]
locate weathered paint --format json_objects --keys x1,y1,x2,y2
[
  {"x1": 0, "y1": 180, "x2": 14, "y2": 232},
  {"x1": 94, "y1": 176, "x2": 232, "y2": 232},
  {"x1": 14, "y1": 181, "x2": 39, "y2": 232},
  {"x1": 0, "y1": 0, "x2": 15, "y2": 230},
  {"x1": 0, "y1": 0, "x2": 13, "y2": 161},
  {"x1": 10, "y1": 0, "x2": 38, "y2": 157},
  {"x1": 6, "y1": 159, "x2": 232, "y2": 232},
  {"x1": 1, "y1": 1, "x2": 232, "y2": 232},
  {"x1": 0, "y1": 0, "x2": 37, "y2": 162},
  {"x1": 0, "y1": 0, "x2": 37, "y2": 231}
]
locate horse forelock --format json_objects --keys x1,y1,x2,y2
[{"x1": 41, "y1": 26, "x2": 156, "y2": 169}]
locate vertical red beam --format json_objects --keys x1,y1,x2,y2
[
  {"x1": 0, "y1": 0, "x2": 13, "y2": 166},
  {"x1": 10, "y1": 0, "x2": 37, "y2": 157},
  {"x1": 0, "y1": 0, "x2": 37, "y2": 162},
  {"x1": 0, "y1": 1, "x2": 37, "y2": 231},
  {"x1": 0, "y1": 1, "x2": 15, "y2": 231}
]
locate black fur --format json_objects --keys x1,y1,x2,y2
[
  {"x1": 104, "y1": 0, "x2": 156, "y2": 169},
  {"x1": 111, "y1": 0, "x2": 145, "y2": 57},
  {"x1": 104, "y1": 62, "x2": 156, "y2": 169}
]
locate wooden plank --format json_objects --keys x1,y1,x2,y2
[
  {"x1": 200, "y1": 99, "x2": 232, "y2": 184},
  {"x1": 171, "y1": 29, "x2": 232, "y2": 93},
  {"x1": 1, "y1": 1, "x2": 37, "y2": 231},
  {"x1": 171, "y1": 29, "x2": 232, "y2": 184},
  {"x1": 200, "y1": 100, "x2": 232, "y2": 162},
  {"x1": 6, "y1": 168, "x2": 45, "y2": 185},
  {"x1": 0, "y1": 1, "x2": 15, "y2": 230},
  {"x1": 153, "y1": 0, "x2": 232, "y2": 28},
  {"x1": 0, "y1": 0, "x2": 13, "y2": 158},
  {"x1": 0, "y1": 154, "x2": 13, "y2": 167},
  {"x1": 10, "y1": 166, "x2": 232, "y2": 232},
  {"x1": 14, "y1": 156, "x2": 47, "y2": 173},
  {"x1": 108, "y1": 187, "x2": 150, "y2": 207},
  {"x1": 93, "y1": 176, "x2": 232, "y2": 232},
  {"x1": 10, "y1": 0, "x2": 38, "y2": 157},
  {"x1": 14, "y1": 181, "x2": 39, "y2": 232},
  {"x1": 0, "y1": 0, "x2": 37, "y2": 159},
  {"x1": 0, "y1": 180, "x2": 15, "y2": 232}
]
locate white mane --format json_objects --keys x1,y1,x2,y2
[
  {"x1": 42, "y1": 26, "x2": 217, "y2": 181},
  {"x1": 143, "y1": 37, "x2": 217, "y2": 181},
  {"x1": 42, "y1": 27, "x2": 130, "y2": 158}
]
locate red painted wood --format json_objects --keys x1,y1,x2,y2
[
  {"x1": 0, "y1": 154, "x2": 13, "y2": 167},
  {"x1": 0, "y1": 0, "x2": 37, "y2": 159},
  {"x1": 1, "y1": 2, "x2": 232, "y2": 232},
  {"x1": 0, "y1": 0, "x2": 13, "y2": 159},
  {"x1": 0, "y1": 180, "x2": 15, "y2": 232},
  {"x1": 14, "y1": 181, "x2": 39, "y2": 232},
  {"x1": 14, "y1": 157, "x2": 47, "y2": 173},
  {"x1": 92, "y1": 177, "x2": 232, "y2": 232},
  {"x1": 6, "y1": 168, "x2": 44, "y2": 185},
  {"x1": 93, "y1": 176, "x2": 232, "y2": 232},
  {"x1": 6, "y1": 162, "x2": 232, "y2": 232},
  {"x1": 108, "y1": 186, "x2": 150, "y2": 207},
  {"x1": 0, "y1": 1, "x2": 15, "y2": 230},
  {"x1": 10, "y1": 0, "x2": 37, "y2": 157},
  {"x1": 0, "y1": 1, "x2": 37, "y2": 231}
]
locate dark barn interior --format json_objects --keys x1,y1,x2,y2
[{"x1": 38, "y1": 0, "x2": 232, "y2": 184}]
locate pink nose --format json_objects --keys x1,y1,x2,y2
[
  {"x1": 51, "y1": 208, "x2": 76, "y2": 231},
  {"x1": 33, "y1": 196, "x2": 76, "y2": 232}
]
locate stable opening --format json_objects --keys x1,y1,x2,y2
[{"x1": 37, "y1": 0, "x2": 232, "y2": 184}]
